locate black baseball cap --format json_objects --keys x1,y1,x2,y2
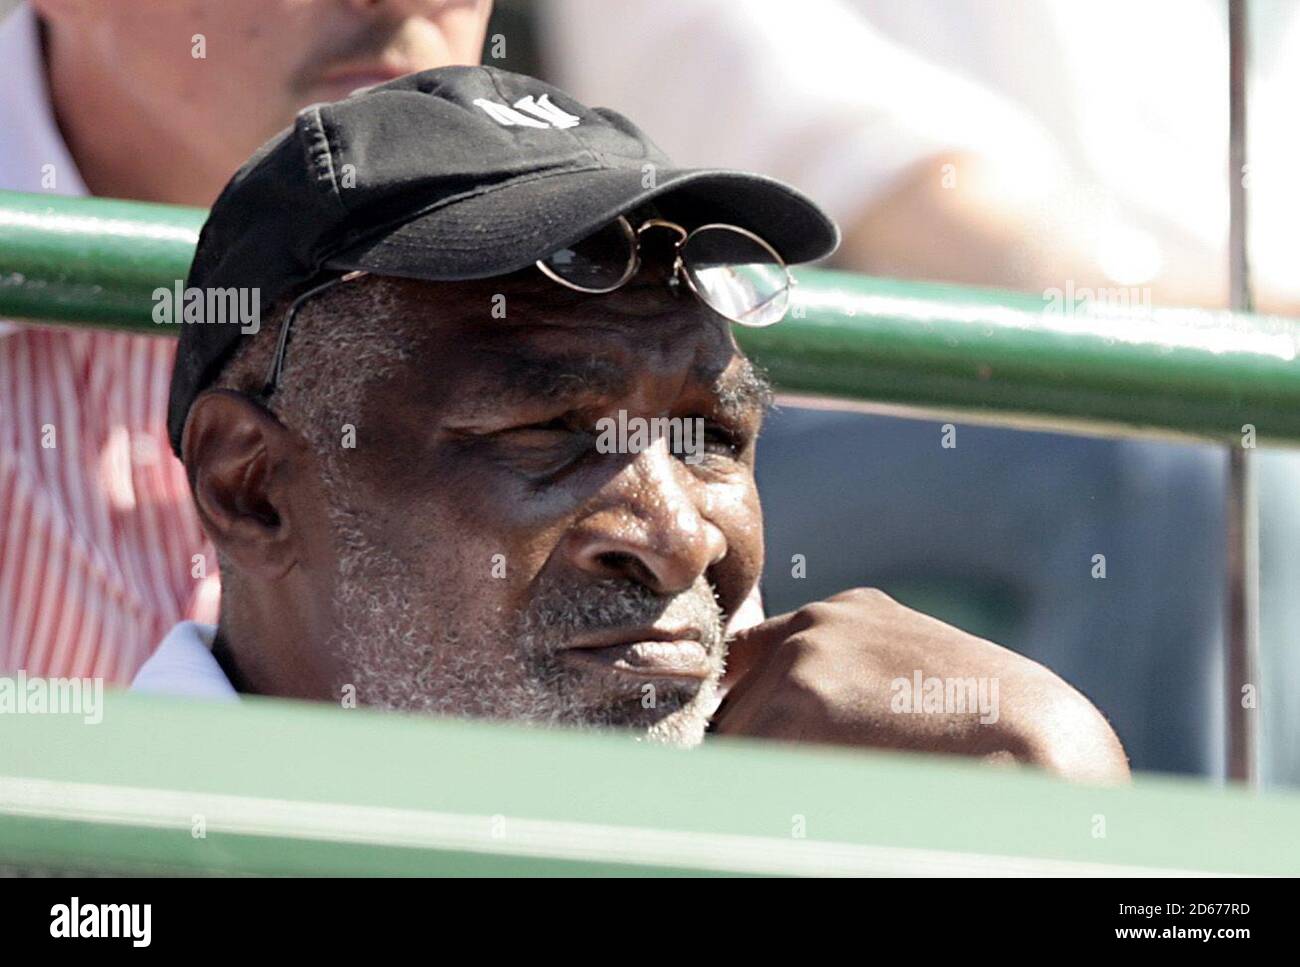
[{"x1": 167, "y1": 65, "x2": 839, "y2": 456}]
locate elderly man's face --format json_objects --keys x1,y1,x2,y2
[{"x1": 293, "y1": 271, "x2": 767, "y2": 745}]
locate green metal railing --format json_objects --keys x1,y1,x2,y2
[
  {"x1": 3, "y1": 190, "x2": 1300, "y2": 446},
  {"x1": 0, "y1": 191, "x2": 205, "y2": 331},
  {"x1": 3, "y1": 690, "x2": 1299, "y2": 876}
]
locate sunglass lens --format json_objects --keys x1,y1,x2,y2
[
  {"x1": 538, "y1": 218, "x2": 637, "y2": 292},
  {"x1": 681, "y1": 227, "x2": 790, "y2": 327}
]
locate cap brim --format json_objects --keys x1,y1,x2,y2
[{"x1": 323, "y1": 166, "x2": 839, "y2": 282}]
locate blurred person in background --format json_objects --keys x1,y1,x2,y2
[
  {"x1": 0, "y1": 0, "x2": 493, "y2": 682},
  {"x1": 537, "y1": 0, "x2": 1300, "y2": 782}
]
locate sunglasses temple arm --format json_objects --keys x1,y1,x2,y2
[{"x1": 260, "y1": 272, "x2": 366, "y2": 399}]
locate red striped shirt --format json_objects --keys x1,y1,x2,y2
[{"x1": 0, "y1": 327, "x2": 219, "y2": 682}]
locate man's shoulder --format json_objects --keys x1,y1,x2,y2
[{"x1": 131, "y1": 622, "x2": 239, "y2": 701}]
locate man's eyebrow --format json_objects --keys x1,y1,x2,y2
[
  {"x1": 452, "y1": 349, "x2": 773, "y2": 420},
  {"x1": 460, "y1": 352, "x2": 631, "y2": 413}
]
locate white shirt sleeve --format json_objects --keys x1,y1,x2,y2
[{"x1": 539, "y1": 0, "x2": 1065, "y2": 230}]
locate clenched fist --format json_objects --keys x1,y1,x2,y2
[{"x1": 711, "y1": 588, "x2": 1130, "y2": 783}]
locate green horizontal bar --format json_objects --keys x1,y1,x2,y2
[
  {"x1": 2, "y1": 690, "x2": 1298, "y2": 876},
  {"x1": 3, "y1": 189, "x2": 1299, "y2": 443},
  {"x1": 736, "y1": 279, "x2": 1300, "y2": 445},
  {"x1": 0, "y1": 190, "x2": 204, "y2": 333}
]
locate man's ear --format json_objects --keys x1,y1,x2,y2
[{"x1": 183, "y1": 389, "x2": 302, "y2": 580}]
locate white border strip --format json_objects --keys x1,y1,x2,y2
[{"x1": 0, "y1": 776, "x2": 1230, "y2": 877}]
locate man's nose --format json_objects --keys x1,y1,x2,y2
[{"x1": 562, "y1": 447, "x2": 727, "y2": 596}]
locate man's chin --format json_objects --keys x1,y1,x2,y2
[
  {"x1": 571, "y1": 696, "x2": 715, "y2": 749},
  {"x1": 483, "y1": 665, "x2": 717, "y2": 748},
  {"x1": 640, "y1": 701, "x2": 715, "y2": 748},
  {"x1": 564, "y1": 670, "x2": 717, "y2": 748}
]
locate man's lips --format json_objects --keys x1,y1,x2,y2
[{"x1": 561, "y1": 628, "x2": 711, "y2": 681}]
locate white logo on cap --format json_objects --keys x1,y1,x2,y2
[{"x1": 473, "y1": 93, "x2": 581, "y2": 129}]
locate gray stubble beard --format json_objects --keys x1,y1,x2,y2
[{"x1": 325, "y1": 505, "x2": 728, "y2": 748}]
